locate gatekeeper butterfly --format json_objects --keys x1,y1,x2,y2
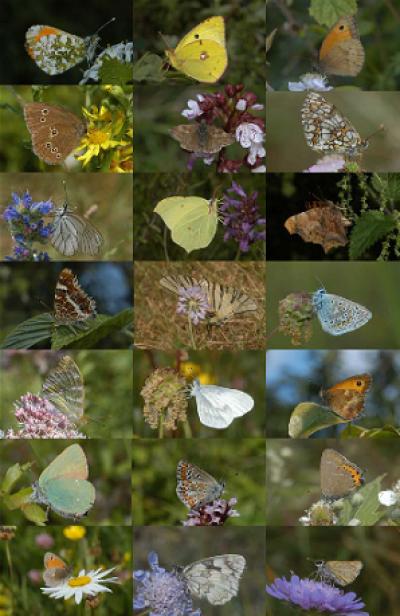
[
  {"x1": 319, "y1": 16, "x2": 364, "y2": 77},
  {"x1": 320, "y1": 373, "x2": 372, "y2": 420}
]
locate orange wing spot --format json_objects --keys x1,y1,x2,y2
[
  {"x1": 34, "y1": 26, "x2": 61, "y2": 42},
  {"x1": 46, "y1": 556, "x2": 66, "y2": 569},
  {"x1": 319, "y1": 22, "x2": 353, "y2": 60}
]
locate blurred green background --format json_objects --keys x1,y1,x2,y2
[
  {"x1": 133, "y1": 172, "x2": 265, "y2": 261},
  {"x1": 0, "y1": 439, "x2": 131, "y2": 525},
  {"x1": 267, "y1": 0, "x2": 400, "y2": 91},
  {"x1": 132, "y1": 439, "x2": 265, "y2": 525},
  {"x1": 267, "y1": 92, "x2": 400, "y2": 172},
  {"x1": 266, "y1": 439, "x2": 400, "y2": 525},
  {"x1": 267, "y1": 261, "x2": 400, "y2": 348},
  {"x1": 0, "y1": 173, "x2": 133, "y2": 261},
  {"x1": 133, "y1": 349, "x2": 265, "y2": 437},
  {"x1": 134, "y1": 526, "x2": 266, "y2": 615},
  {"x1": 0, "y1": 350, "x2": 133, "y2": 438},
  {"x1": 0, "y1": 526, "x2": 131, "y2": 615},
  {"x1": 266, "y1": 350, "x2": 400, "y2": 437},
  {"x1": 0, "y1": 0, "x2": 132, "y2": 84}
]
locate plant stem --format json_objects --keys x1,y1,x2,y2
[
  {"x1": 158, "y1": 416, "x2": 164, "y2": 439},
  {"x1": 5, "y1": 541, "x2": 14, "y2": 583},
  {"x1": 187, "y1": 316, "x2": 196, "y2": 349}
]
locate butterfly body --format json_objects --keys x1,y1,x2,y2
[
  {"x1": 24, "y1": 102, "x2": 85, "y2": 165},
  {"x1": 320, "y1": 373, "x2": 371, "y2": 420},
  {"x1": 319, "y1": 16, "x2": 364, "y2": 77},
  {"x1": 43, "y1": 552, "x2": 72, "y2": 587},
  {"x1": 54, "y1": 268, "x2": 96, "y2": 326},
  {"x1": 179, "y1": 554, "x2": 246, "y2": 605},
  {"x1": 165, "y1": 16, "x2": 227, "y2": 83},
  {"x1": 320, "y1": 448, "x2": 364, "y2": 500},
  {"x1": 190, "y1": 379, "x2": 254, "y2": 428},
  {"x1": 41, "y1": 356, "x2": 84, "y2": 422},
  {"x1": 315, "y1": 560, "x2": 363, "y2": 586},
  {"x1": 312, "y1": 287, "x2": 372, "y2": 336},
  {"x1": 51, "y1": 203, "x2": 103, "y2": 256},
  {"x1": 176, "y1": 460, "x2": 224, "y2": 509},
  {"x1": 170, "y1": 122, "x2": 234, "y2": 154}
]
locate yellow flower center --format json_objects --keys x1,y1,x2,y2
[
  {"x1": 68, "y1": 576, "x2": 92, "y2": 587},
  {"x1": 88, "y1": 129, "x2": 110, "y2": 145}
]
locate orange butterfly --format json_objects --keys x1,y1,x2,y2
[
  {"x1": 318, "y1": 16, "x2": 365, "y2": 77},
  {"x1": 320, "y1": 373, "x2": 372, "y2": 420}
]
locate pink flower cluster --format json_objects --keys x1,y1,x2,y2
[{"x1": 182, "y1": 497, "x2": 240, "y2": 526}]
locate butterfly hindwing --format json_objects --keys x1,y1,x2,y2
[
  {"x1": 41, "y1": 356, "x2": 84, "y2": 421},
  {"x1": 181, "y1": 554, "x2": 246, "y2": 605},
  {"x1": 176, "y1": 460, "x2": 224, "y2": 509}
]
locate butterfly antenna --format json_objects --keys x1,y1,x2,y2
[
  {"x1": 314, "y1": 275, "x2": 325, "y2": 290},
  {"x1": 95, "y1": 17, "x2": 116, "y2": 36},
  {"x1": 5, "y1": 86, "x2": 26, "y2": 110}
]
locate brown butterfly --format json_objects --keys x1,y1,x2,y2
[
  {"x1": 43, "y1": 552, "x2": 72, "y2": 587},
  {"x1": 319, "y1": 16, "x2": 364, "y2": 77},
  {"x1": 320, "y1": 373, "x2": 372, "y2": 420},
  {"x1": 170, "y1": 120, "x2": 235, "y2": 154},
  {"x1": 24, "y1": 102, "x2": 86, "y2": 165},
  {"x1": 284, "y1": 201, "x2": 351, "y2": 253},
  {"x1": 54, "y1": 268, "x2": 96, "y2": 326}
]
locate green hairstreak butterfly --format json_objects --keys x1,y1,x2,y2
[
  {"x1": 320, "y1": 448, "x2": 365, "y2": 500},
  {"x1": 315, "y1": 560, "x2": 363, "y2": 586},
  {"x1": 31, "y1": 444, "x2": 95, "y2": 519}
]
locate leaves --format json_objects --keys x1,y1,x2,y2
[
  {"x1": 99, "y1": 58, "x2": 133, "y2": 85},
  {"x1": 133, "y1": 53, "x2": 165, "y2": 82},
  {"x1": 338, "y1": 475, "x2": 386, "y2": 526},
  {"x1": 0, "y1": 313, "x2": 53, "y2": 349},
  {"x1": 288, "y1": 402, "x2": 346, "y2": 438},
  {"x1": 349, "y1": 211, "x2": 396, "y2": 259},
  {"x1": 309, "y1": 0, "x2": 358, "y2": 26},
  {"x1": 51, "y1": 308, "x2": 133, "y2": 350}
]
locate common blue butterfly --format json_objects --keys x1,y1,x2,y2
[{"x1": 312, "y1": 287, "x2": 372, "y2": 336}]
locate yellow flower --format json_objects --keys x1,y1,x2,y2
[
  {"x1": 63, "y1": 526, "x2": 86, "y2": 541},
  {"x1": 76, "y1": 127, "x2": 127, "y2": 166},
  {"x1": 180, "y1": 362, "x2": 201, "y2": 378},
  {"x1": 198, "y1": 371, "x2": 216, "y2": 385},
  {"x1": 109, "y1": 144, "x2": 133, "y2": 172},
  {"x1": 82, "y1": 105, "x2": 113, "y2": 122}
]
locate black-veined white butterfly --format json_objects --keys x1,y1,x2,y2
[
  {"x1": 51, "y1": 202, "x2": 103, "y2": 257},
  {"x1": 41, "y1": 356, "x2": 84, "y2": 422},
  {"x1": 159, "y1": 275, "x2": 257, "y2": 324}
]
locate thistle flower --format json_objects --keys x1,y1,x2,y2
[
  {"x1": 220, "y1": 181, "x2": 265, "y2": 253},
  {"x1": 266, "y1": 574, "x2": 369, "y2": 615},
  {"x1": 41, "y1": 567, "x2": 119, "y2": 605},
  {"x1": 134, "y1": 552, "x2": 200, "y2": 616},
  {"x1": 176, "y1": 285, "x2": 209, "y2": 325},
  {"x1": 141, "y1": 368, "x2": 188, "y2": 431},
  {"x1": 289, "y1": 73, "x2": 333, "y2": 91},
  {"x1": 182, "y1": 497, "x2": 240, "y2": 526}
]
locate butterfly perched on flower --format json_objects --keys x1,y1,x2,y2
[
  {"x1": 51, "y1": 202, "x2": 103, "y2": 257},
  {"x1": 301, "y1": 92, "x2": 368, "y2": 160},
  {"x1": 177, "y1": 554, "x2": 246, "y2": 605},
  {"x1": 43, "y1": 552, "x2": 72, "y2": 587},
  {"x1": 176, "y1": 460, "x2": 225, "y2": 510},
  {"x1": 41, "y1": 356, "x2": 84, "y2": 422},
  {"x1": 53, "y1": 268, "x2": 96, "y2": 327},
  {"x1": 312, "y1": 287, "x2": 372, "y2": 336},
  {"x1": 170, "y1": 121, "x2": 235, "y2": 155},
  {"x1": 320, "y1": 373, "x2": 372, "y2": 421}
]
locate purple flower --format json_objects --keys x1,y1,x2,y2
[
  {"x1": 176, "y1": 286, "x2": 209, "y2": 325},
  {"x1": 266, "y1": 575, "x2": 369, "y2": 615},
  {"x1": 182, "y1": 497, "x2": 240, "y2": 526},
  {"x1": 134, "y1": 551, "x2": 201, "y2": 616},
  {"x1": 220, "y1": 181, "x2": 266, "y2": 253}
]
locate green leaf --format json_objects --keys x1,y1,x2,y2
[
  {"x1": 337, "y1": 475, "x2": 386, "y2": 525},
  {"x1": 341, "y1": 424, "x2": 400, "y2": 438},
  {"x1": 1, "y1": 463, "x2": 32, "y2": 493},
  {"x1": 349, "y1": 211, "x2": 396, "y2": 259},
  {"x1": 309, "y1": 0, "x2": 358, "y2": 26},
  {"x1": 3, "y1": 487, "x2": 33, "y2": 510},
  {"x1": 288, "y1": 402, "x2": 346, "y2": 438},
  {"x1": 371, "y1": 173, "x2": 400, "y2": 201},
  {"x1": 99, "y1": 58, "x2": 133, "y2": 85},
  {"x1": 21, "y1": 502, "x2": 47, "y2": 525},
  {"x1": 132, "y1": 53, "x2": 165, "y2": 82},
  {"x1": 51, "y1": 309, "x2": 133, "y2": 349},
  {"x1": 0, "y1": 313, "x2": 53, "y2": 349}
]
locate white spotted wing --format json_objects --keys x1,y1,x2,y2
[{"x1": 181, "y1": 554, "x2": 246, "y2": 605}]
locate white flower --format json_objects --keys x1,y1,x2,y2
[
  {"x1": 236, "y1": 99, "x2": 264, "y2": 112},
  {"x1": 378, "y1": 490, "x2": 398, "y2": 506},
  {"x1": 252, "y1": 165, "x2": 266, "y2": 173},
  {"x1": 288, "y1": 73, "x2": 333, "y2": 91},
  {"x1": 305, "y1": 154, "x2": 345, "y2": 173},
  {"x1": 80, "y1": 42, "x2": 134, "y2": 84},
  {"x1": 236, "y1": 122, "x2": 265, "y2": 166},
  {"x1": 182, "y1": 95, "x2": 204, "y2": 119},
  {"x1": 41, "y1": 567, "x2": 119, "y2": 605}
]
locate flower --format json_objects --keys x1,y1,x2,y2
[
  {"x1": 220, "y1": 181, "x2": 265, "y2": 253},
  {"x1": 289, "y1": 73, "x2": 333, "y2": 91},
  {"x1": 176, "y1": 286, "x2": 209, "y2": 325},
  {"x1": 305, "y1": 154, "x2": 346, "y2": 173},
  {"x1": 35, "y1": 533, "x2": 54, "y2": 549},
  {"x1": 63, "y1": 526, "x2": 86, "y2": 541},
  {"x1": 278, "y1": 292, "x2": 315, "y2": 346},
  {"x1": 182, "y1": 95, "x2": 205, "y2": 120},
  {"x1": 41, "y1": 567, "x2": 119, "y2": 605},
  {"x1": 266, "y1": 574, "x2": 369, "y2": 615},
  {"x1": 134, "y1": 552, "x2": 200, "y2": 616},
  {"x1": 80, "y1": 42, "x2": 134, "y2": 84},
  {"x1": 141, "y1": 368, "x2": 188, "y2": 431},
  {"x1": 379, "y1": 479, "x2": 400, "y2": 506},
  {"x1": 182, "y1": 497, "x2": 240, "y2": 526}
]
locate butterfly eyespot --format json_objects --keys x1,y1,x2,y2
[
  {"x1": 50, "y1": 128, "x2": 58, "y2": 136},
  {"x1": 51, "y1": 147, "x2": 58, "y2": 153},
  {"x1": 40, "y1": 117, "x2": 47, "y2": 123},
  {"x1": 56, "y1": 153, "x2": 62, "y2": 159},
  {"x1": 200, "y1": 51, "x2": 209, "y2": 61},
  {"x1": 45, "y1": 142, "x2": 52, "y2": 149},
  {"x1": 41, "y1": 109, "x2": 49, "y2": 115}
]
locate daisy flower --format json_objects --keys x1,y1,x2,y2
[{"x1": 41, "y1": 567, "x2": 119, "y2": 605}]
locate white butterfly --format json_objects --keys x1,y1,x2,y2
[
  {"x1": 159, "y1": 274, "x2": 257, "y2": 324},
  {"x1": 41, "y1": 356, "x2": 84, "y2": 422},
  {"x1": 190, "y1": 379, "x2": 254, "y2": 429},
  {"x1": 51, "y1": 203, "x2": 103, "y2": 257},
  {"x1": 179, "y1": 554, "x2": 246, "y2": 605}
]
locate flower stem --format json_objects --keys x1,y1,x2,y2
[
  {"x1": 234, "y1": 245, "x2": 242, "y2": 260},
  {"x1": 158, "y1": 416, "x2": 164, "y2": 439},
  {"x1": 182, "y1": 418, "x2": 192, "y2": 438},
  {"x1": 187, "y1": 315, "x2": 196, "y2": 349},
  {"x1": 5, "y1": 542, "x2": 14, "y2": 582}
]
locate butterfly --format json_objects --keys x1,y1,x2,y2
[
  {"x1": 170, "y1": 121, "x2": 235, "y2": 155},
  {"x1": 159, "y1": 274, "x2": 257, "y2": 325},
  {"x1": 320, "y1": 373, "x2": 372, "y2": 420},
  {"x1": 176, "y1": 460, "x2": 225, "y2": 509},
  {"x1": 318, "y1": 16, "x2": 364, "y2": 77},
  {"x1": 25, "y1": 19, "x2": 115, "y2": 75},
  {"x1": 178, "y1": 554, "x2": 246, "y2": 605},
  {"x1": 320, "y1": 448, "x2": 365, "y2": 500},
  {"x1": 41, "y1": 356, "x2": 84, "y2": 423},
  {"x1": 43, "y1": 552, "x2": 72, "y2": 587},
  {"x1": 51, "y1": 202, "x2": 103, "y2": 256},
  {"x1": 154, "y1": 196, "x2": 218, "y2": 254},
  {"x1": 165, "y1": 16, "x2": 227, "y2": 83},
  {"x1": 24, "y1": 102, "x2": 85, "y2": 165},
  {"x1": 312, "y1": 287, "x2": 372, "y2": 336},
  {"x1": 284, "y1": 202, "x2": 351, "y2": 254},
  {"x1": 190, "y1": 379, "x2": 254, "y2": 428},
  {"x1": 301, "y1": 92, "x2": 368, "y2": 159},
  {"x1": 54, "y1": 268, "x2": 96, "y2": 327},
  {"x1": 31, "y1": 444, "x2": 96, "y2": 518},
  {"x1": 314, "y1": 560, "x2": 363, "y2": 586}
]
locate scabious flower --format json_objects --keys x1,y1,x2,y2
[
  {"x1": 176, "y1": 286, "x2": 209, "y2": 325},
  {"x1": 80, "y1": 42, "x2": 134, "y2": 84},
  {"x1": 4, "y1": 393, "x2": 84, "y2": 439},
  {"x1": 182, "y1": 497, "x2": 240, "y2": 526},
  {"x1": 134, "y1": 552, "x2": 200, "y2": 616},
  {"x1": 41, "y1": 567, "x2": 119, "y2": 605},
  {"x1": 266, "y1": 574, "x2": 369, "y2": 615},
  {"x1": 2, "y1": 191, "x2": 53, "y2": 261},
  {"x1": 289, "y1": 72, "x2": 333, "y2": 91},
  {"x1": 141, "y1": 368, "x2": 188, "y2": 431},
  {"x1": 220, "y1": 181, "x2": 265, "y2": 253}
]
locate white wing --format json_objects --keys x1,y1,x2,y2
[
  {"x1": 182, "y1": 554, "x2": 246, "y2": 605},
  {"x1": 51, "y1": 209, "x2": 103, "y2": 257},
  {"x1": 191, "y1": 381, "x2": 254, "y2": 429}
]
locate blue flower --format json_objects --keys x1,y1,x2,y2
[
  {"x1": 266, "y1": 575, "x2": 369, "y2": 615},
  {"x1": 176, "y1": 285, "x2": 209, "y2": 325},
  {"x1": 134, "y1": 552, "x2": 201, "y2": 616}
]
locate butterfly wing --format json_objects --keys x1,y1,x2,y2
[
  {"x1": 78, "y1": 220, "x2": 103, "y2": 256},
  {"x1": 170, "y1": 124, "x2": 234, "y2": 154},
  {"x1": 39, "y1": 444, "x2": 88, "y2": 484},
  {"x1": 42, "y1": 477, "x2": 95, "y2": 518},
  {"x1": 320, "y1": 448, "x2": 364, "y2": 499},
  {"x1": 51, "y1": 209, "x2": 85, "y2": 256},
  {"x1": 314, "y1": 290, "x2": 372, "y2": 335},
  {"x1": 41, "y1": 356, "x2": 84, "y2": 422},
  {"x1": 25, "y1": 25, "x2": 87, "y2": 75},
  {"x1": 284, "y1": 204, "x2": 350, "y2": 254},
  {"x1": 204, "y1": 280, "x2": 257, "y2": 323},
  {"x1": 54, "y1": 268, "x2": 96, "y2": 324},
  {"x1": 159, "y1": 274, "x2": 204, "y2": 295},
  {"x1": 321, "y1": 373, "x2": 371, "y2": 420},
  {"x1": 324, "y1": 560, "x2": 363, "y2": 585},
  {"x1": 192, "y1": 381, "x2": 254, "y2": 429},
  {"x1": 43, "y1": 552, "x2": 72, "y2": 586},
  {"x1": 319, "y1": 16, "x2": 364, "y2": 76},
  {"x1": 176, "y1": 460, "x2": 224, "y2": 509},
  {"x1": 182, "y1": 554, "x2": 246, "y2": 605}
]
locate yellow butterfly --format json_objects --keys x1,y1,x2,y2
[{"x1": 165, "y1": 16, "x2": 227, "y2": 83}]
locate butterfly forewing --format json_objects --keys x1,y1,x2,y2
[
  {"x1": 54, "y1": 268, "x2": 96, "y2": 325},
  {"x1": 320, "y1": 448, "x2": 365, "y2": 500},
  {"x1": 43, "y1": 552, "x2": 72, "y2": 586},
  {"x1": 25, "y1": 26, "x2": 89, "y2": 75},
  {"x1": 321, "y1": 373, "x2": 371, "y2": 420},
  {"x1": 176, "y1": 460, "x2": 224, "y2": 509},
  {"x1": 321, "y1": 560, "x2": 363, "y2": 586},
  {"x1": 319, "y1": 16, "x2": 364, "y2": 76},
  {"x1": 52, "y1": 205, "x2": 103, "y2": 256},
  {"x1": 41, "y1": 356, "x2": 84, "y2": 421},
  {"x1": 170, "y1": 123, "x2": 234, "y2": 154},
  {"x1": 182, "y1": 554, "x2": 246, "y2": 605}
]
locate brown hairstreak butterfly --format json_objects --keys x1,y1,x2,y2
[
  {"x1": 24, "y1": 102, "x2": 86, "y2": 165},
  {"x1": 320, "y1": 373, "x2": 372, "y2": 420},
  {"x1": 315, "y1": 559, "x2": 363, "y2": 586},
  {"x1": 320, "y1": 448, "x2": 365, "y2": 500}
]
